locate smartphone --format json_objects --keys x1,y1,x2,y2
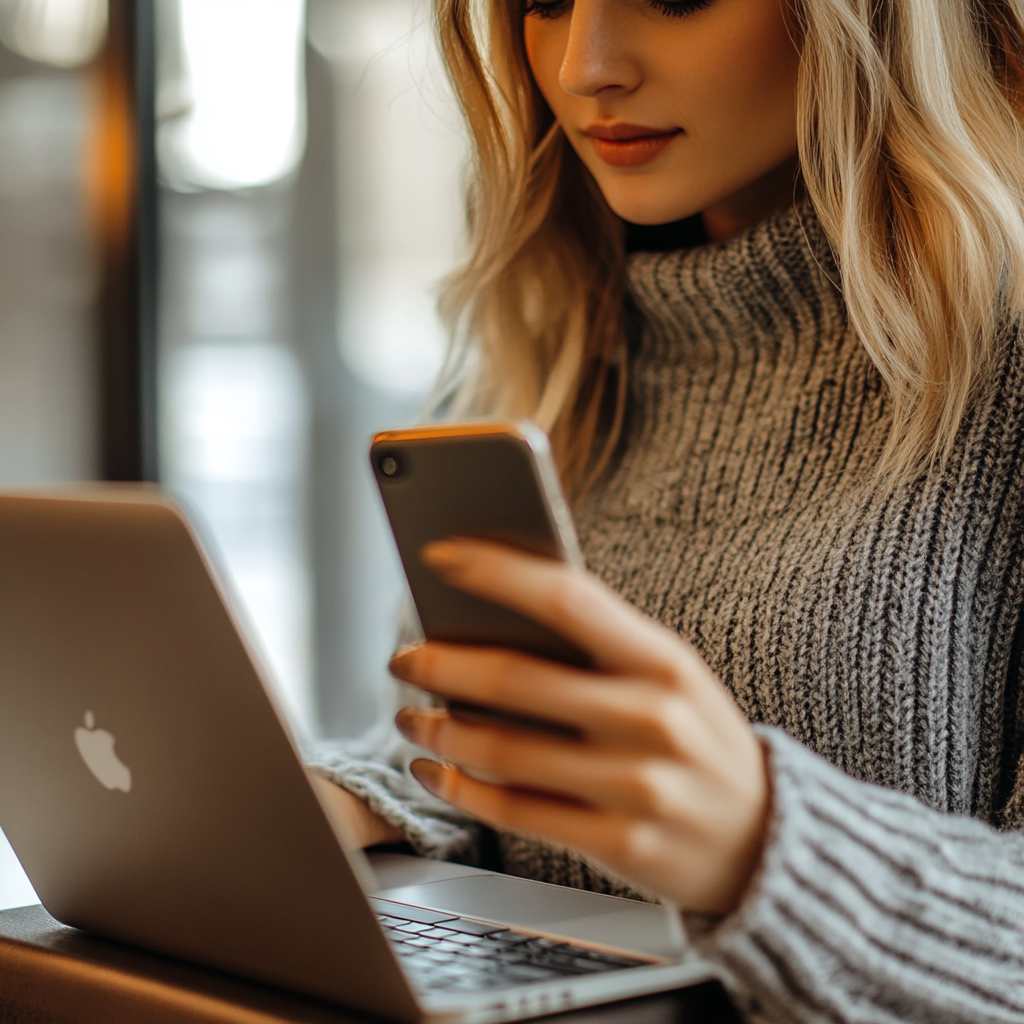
[{"x1": 370, "y1": 421, "x2": 588, "y2": 735}]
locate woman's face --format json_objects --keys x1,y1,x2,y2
[{"x1": 523, "y1": 0, "x2": 802, "y2": 240}]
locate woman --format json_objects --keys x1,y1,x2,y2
[{"x1": 312, "y1": 0, "x2": 1024, "y2": 1019}]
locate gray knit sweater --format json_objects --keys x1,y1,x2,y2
[{"x1": 311, "y1": 202, "x2": 1024, "y2": 1023}]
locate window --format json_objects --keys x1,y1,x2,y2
[{"x1": 157, "y1": 0, "x2": 466, "y2": 741}]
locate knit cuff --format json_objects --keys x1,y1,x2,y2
[
  {"x1": 687, "y1": 726, "x2": 1024, "y2": 1024},
  {"x1": 307, "y1": 726, "x2": 484, "y2": 865}
]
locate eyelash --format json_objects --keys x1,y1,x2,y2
[
  {"x1": 523, "y1": 0, "x2": 714, "y2": 19},
  {"x1": 650, "y1": 0, "x2": 714, "y2": 13}
]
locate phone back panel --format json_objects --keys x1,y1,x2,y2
[{"x1": 371, "y1": 423, "x2": 588, "y2": 667}]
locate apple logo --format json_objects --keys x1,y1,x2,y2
[{"x1": 74, "y1": 711, "x2": 132, "y2": 793}]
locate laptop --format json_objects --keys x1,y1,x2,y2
[{"x1": 0, "y1": 489, "x2": 714, "y2": 1023}]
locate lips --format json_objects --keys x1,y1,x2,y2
[{"x1": 583, "y1": 122, "x2": 682, "y2": 168}]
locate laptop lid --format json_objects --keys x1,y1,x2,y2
[{"x1": 0, "y1": 489, "x2": 419, "y2": 1022}]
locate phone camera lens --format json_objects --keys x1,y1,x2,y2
[{"x1": 380, "y1": 456, "x2": 400, "y2": 477}]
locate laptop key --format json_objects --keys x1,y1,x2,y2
[
  {"x1": 442, "y1": 918, "x2": 506, "y2": 936},
  {"x1": 460, "y1": 946, "x2": 495, "y2": 958},
  {"x1": 566, "y1": 956, "x2": 624, "y2": 972},
  {"x1": 535, "y1": 952, "x2": 616, "y2": 974},
  {"x1": 585, "y1": 951, "x2": 648, "y2": 967},
  {"x1": 478, "y1": 938, "x2": 521, "y2": 954},
  {"x1": 409, "y1": 946, "x2": 458, "y2": 962},
  {"x1": 436, "y1": 941, "x2": 467, "y2": 954},
  {"x1": 446, "y1": 977, "x2": 491, "y2": 992},
  {"x1": 487, "y1": 930, "x2": 533, "y2": 945},
  {"x1": 370, "y1": 899, "x2": 459, "y2": 925},
  {"x1": 501, "y1": 965, "x2": 562, "y2": 983},
  {"x1": 424, "y1": 977, "x2": 460, "y2": 990}
]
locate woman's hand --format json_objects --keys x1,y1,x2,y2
[
  {"x1": 389, "y1": 539, "x2": 769, "y2": 916},
  {"x1": 307, "y1": 770, "x2": 403, "y2": 849}
]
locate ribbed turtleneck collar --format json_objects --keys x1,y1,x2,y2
[{"x1": 626, "y1": 201, "x2": 845, "y2": 363}]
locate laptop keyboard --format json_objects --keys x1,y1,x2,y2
[{"x1": 371, "y1": 898, "x2": 649, "y2": 993}]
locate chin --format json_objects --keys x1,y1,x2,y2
[{"x1": 596, "y1": 178, "x2": 706, "y2": 228}]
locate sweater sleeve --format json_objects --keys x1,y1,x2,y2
[
  {"x1": 305, "y1": 684, "x2": 486, "y2": 865},
  {"x1": 691, "y1": 726, "x2": 1024, "y2": 1024}
]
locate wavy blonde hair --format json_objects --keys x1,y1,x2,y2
[{"x1": 433, "y1": 0, "x2": 1024, "y2": 494}]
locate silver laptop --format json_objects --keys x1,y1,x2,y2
[{"x1": 0, "y1": 488, "x2": 713, "y2": 1023}]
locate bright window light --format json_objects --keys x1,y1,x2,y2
[
  {"x1": 163, "y1": 342, "x2": 313, "y2": 734},
  {"x1": 0, "y1": 0, "x2": 107, "y2": 68},
  {"x1": 160, "y1": 0, "x2": 305, "y2": 192},
  {"x1": 310, "y1": 0, "x2": 466, "y2": 397},
  {"x1": 0, "y1": 828, "x2": 36, "y2": 910}
]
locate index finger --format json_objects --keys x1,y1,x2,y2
[{"x1": 421, "y1": 538, "x2": 705, "y2": 686}]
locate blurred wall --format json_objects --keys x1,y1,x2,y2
[{"x1": 0, "y1": 43, "x2": 97, "y2": 483}]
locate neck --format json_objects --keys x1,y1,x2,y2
[{"x1": 701, "y1": 156, "x2": 803, "y2": 243}]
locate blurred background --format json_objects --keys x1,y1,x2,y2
[{"x1": 0, "y1": 0, "x2": 467, "y2": 910}]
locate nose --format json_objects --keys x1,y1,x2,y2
[{"x1": 558, "y1": 0, "x2": 643, "y2": 98}]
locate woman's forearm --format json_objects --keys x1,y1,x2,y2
[{"x1": 695, "y1": 727, "x2": 1024, "y2": 1024}]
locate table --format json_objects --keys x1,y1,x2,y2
[{"x1": 0, "y1": 903, "x2": 741, "y2": 1024}]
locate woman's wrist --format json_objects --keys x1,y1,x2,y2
[
  {"x1": 307, "y1": 771, "x2": 404, "y2": 848},
  {"x1": 714, "y1": 737, "x2": 772, "y2": 916}
]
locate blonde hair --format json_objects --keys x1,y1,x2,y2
[{"x1": 433, "y1": 0, "x2": 1024, "y2": 493}]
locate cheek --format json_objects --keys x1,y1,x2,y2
[
  {"x1": 678, "y1": 4, "x2": 800, "y2": 147},
  {"x1": 523, "y1": 18, "x2": 571, "y2": 121}
]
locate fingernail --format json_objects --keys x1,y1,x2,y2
[
  {"x1": 394, "y1": 707, "x2": 421, "y2": 743},
  {"x1": 421, "y1": 540, "x2": 468, "y2": 574},
  {"x1": 389, "y1": 645, "x2": 420, "y2": 682},
  {"x1": 410, "y1": 758, "x2": 445, "y2": 795}
]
